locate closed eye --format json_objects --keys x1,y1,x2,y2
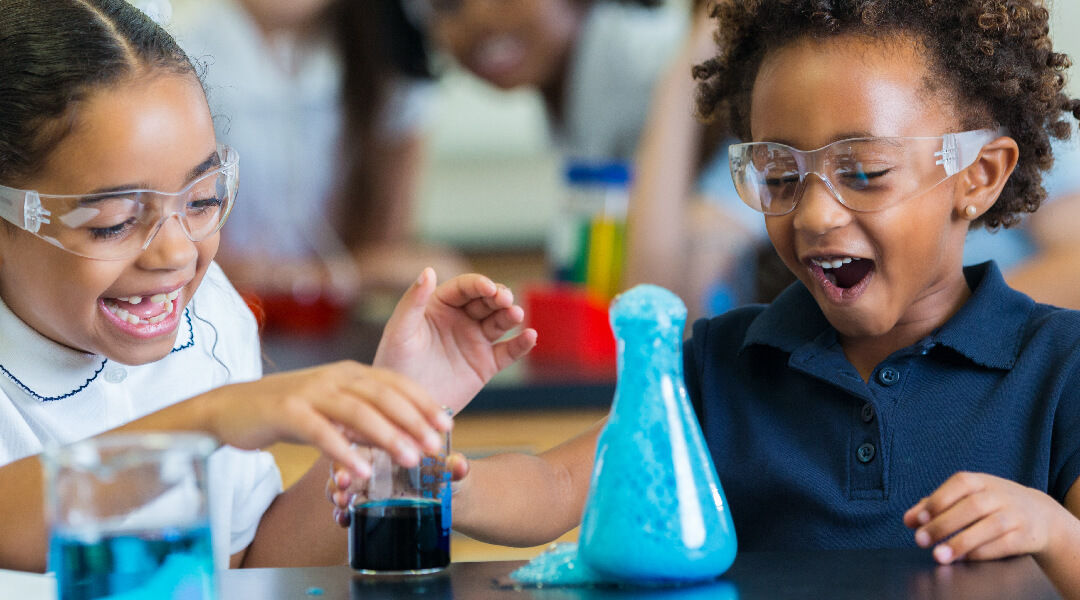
[{"x1": 89, "y1": 217, "x2": 137, "y2": 240}]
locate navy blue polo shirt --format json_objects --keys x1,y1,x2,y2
[{"x1": 684, "y1": 261, "x2": 1080, "y2": 551}]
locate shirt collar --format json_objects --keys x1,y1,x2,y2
[
  {"x1": 0, "y1": 294, "x2": 194, "y2": 402},
  {"x1": 741, "y1": 261, "x2": 1033, "y2": 370}
]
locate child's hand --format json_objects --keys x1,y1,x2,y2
[
  {"x1": 201, "y1": 361, "x2": 452, "y2": 479},
  {"x1": 904, "y1": 472, "x2": 1071, "y2": 564},
  {"x1": 374, "y1": 268, "x2": 538, "y2": 414},
  {"x1": 326, "y1": 452, "x2": 470, "y2": 527}
]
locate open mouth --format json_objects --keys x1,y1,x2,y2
[
  {"x1": 469, "y1": 35, "x2": 527, "y2": 84},
  {"x1": 812, "y1": 256, "x2": 876, "y2": 293},
  {"x1": 103, "y1": 290, "x2": 180, "y2": 326}
]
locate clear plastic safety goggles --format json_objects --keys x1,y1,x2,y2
[
  {"x1": 0, "y1": 145, "x2": 238, "y2": 260},
  {"x1": 728, "y1": 129, "x2": 1004, "y2": 216}
]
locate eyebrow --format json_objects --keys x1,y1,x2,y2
[{"x1": 82, "y1": 150, "x2": 222, "y2": 197}]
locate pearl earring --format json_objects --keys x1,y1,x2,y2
[{"x1": 964, "y1": 205, "x2": 978, "y2": 218}]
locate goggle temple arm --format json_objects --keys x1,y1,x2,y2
[
  {"x1": 936, "y1": 128, "x2": 1008, "y2": 176},
  {"x1": 0, "y1": 186, "x2": 51, "y2": 233}
]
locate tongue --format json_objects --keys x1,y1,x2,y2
[
  {"x1": 112, "y1": 298, "x2": 168, "y2": 319},
  {"x1": 833, "y1": 260, "x2": 873, "y2": 288}
]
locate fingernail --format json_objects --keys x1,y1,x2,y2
[
  {"x1": 397, "y1": 441, "x2": 420, "y2": 466},
  {"x1": 918, "y1": 511, "x2": 931, "y2": 525},
  {"x1": 915, "y1": 529, "x2": 931, "y2": 548},
  {"x1": 424, "y1": 431, "x2": 443, "y2": 453},
  {"x1": 352, "y1": 459, "x2": 370, "y2": 479},
  {"x1": 436, "y1": 408, "x2": 453, "y2": 430},
  {"x1": 934, "y1": 545, "x2": 953, "y2": 564},
  {"x1": 333, "y1": 472, "x2": 345, "y2": 488}
]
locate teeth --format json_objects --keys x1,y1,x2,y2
[
  {"x1": 104, "y1": 293, "x2": 177, "y2": 327},
  {"x1": 813, "y1": 257, "x2": 861, "y2": 270},
  {"x1": 149, "y1": 290, "x2": 180, "y2": 303}
]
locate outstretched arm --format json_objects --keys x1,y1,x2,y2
[
  {"x1": 329, "y1": 418, "x2": 604, "y2": 547},
  {"x1": 373, "y1": 268, "x2": 537, "y2": 414}
]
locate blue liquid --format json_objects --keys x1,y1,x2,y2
[
  {"x1": 350, "y1": 498, "x2": 449, "y2": 573},
  {"x1": 51, "y1": 525, "x2": 214, "y2": 600}
]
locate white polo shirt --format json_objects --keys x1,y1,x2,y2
[{"x1": 0, "y1": 262, "x2": 282, "y2": 568}]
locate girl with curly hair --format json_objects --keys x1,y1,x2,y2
[{"x1": 330, "y1": 0, "x2": 1080, "y2": 594}]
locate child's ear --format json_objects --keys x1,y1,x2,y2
[{"x1": 955, "y1": 136, "x2": 1020, "y2": 221}]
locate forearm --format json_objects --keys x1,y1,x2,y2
[
  {"x1": 1035, "y1": 487, "x2": 1080, "y2": 600},
  {"x1": 624, "y1": 9, "x2": 718, "y2": 291},
  {"x1": 452, "y1": 422, "x2": 601, "y2": 547},
  {"x1": 241, "y1": 455, "x2": 347, "y2": 568},
  {"x1": 0, "y1": 457, "x2": 47, "y2": 572},
  {"x1": 1034, "y1": 515, "x2": 1080, "y2": 600}
]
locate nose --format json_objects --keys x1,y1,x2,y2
[
  {"x1": 791, "y1": 173, "x2": 852, "y2": 235},
  {"x1": 136, "y1": 214, "x2": 198, "y2": 270}
]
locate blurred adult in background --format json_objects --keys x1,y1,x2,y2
[
  {"x1": 623, "y1": 1, "x2": 769, "y2": 324},
  {"x1": 174, "y1": 0, "x2": 465, "y2": 320},
  {"x1": 407, "y1": 0, "x2": 688, "y2": 161}
]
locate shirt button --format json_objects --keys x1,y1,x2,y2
[
  {"x1": 877, "y1": 368, "x2": 900, "y2": 386},
  {"x1": 861, "y1": 403, "x2": 875, "y2": 423},
  {"x1": 104, "y1": 367, "x2": 127, "y2": 384},
  {"x1": 857, "y1": 443, "x2": 876, "y2": 463}
]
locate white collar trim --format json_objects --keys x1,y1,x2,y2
[{"x1": 0, "y1": 294, "x2": 194, "y2": 402}]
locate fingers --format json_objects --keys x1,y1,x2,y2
[
  {"x1": 436, "y1": 273, "x2": 501, "y2": 308},
  {"x1": 931, "y1": 515, "x2": 1024, "y2": 564},
  {"x1": 447, "y1": 451, "x2": 470, "y2": 482},
  {"x1": 384, "y1": 268, "x2": 438, "y2": 338},
  {"x1": 479, "y1": 304, "x2": 526, "y2": 342},
  {"x1": 491, "y1": 328, "x2": 538, "y2": 370},
  {"x1": 343, "y1": 375, "x2": 447, "y2": 455}
]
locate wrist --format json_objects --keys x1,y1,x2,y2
[{"x1": 1034, "y1": 500, "x2": 1080, "y2": 564}]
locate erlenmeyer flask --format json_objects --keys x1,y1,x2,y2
[{"x1": 578, "y1": 285, "x2": 736, "y2": 582}]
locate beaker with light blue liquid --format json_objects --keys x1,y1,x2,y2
[{"x1": 43, "y1": 433, "x2": 217, "y2": 600}]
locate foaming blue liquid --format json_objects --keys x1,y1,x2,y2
[
  {"x1": 50, "y1": 525, "x2": 214, "y2": 600},
  {"x1": 578, "y1": 285, "x2": 737, "y2": 582}
]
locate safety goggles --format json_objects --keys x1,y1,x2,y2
[
  {"x1": 0, "y1": 145, "x2": 238, "y2": 260},
  {"x1": 728, "y1": 129, "x2": 1004, "y2": 216}
]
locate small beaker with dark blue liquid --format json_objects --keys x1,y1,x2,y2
[{"x1": 349, "y1": 435, "x2": 451, "y2": 575}]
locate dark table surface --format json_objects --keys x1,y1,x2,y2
[{"x1": 219, "y1": 549, "x2": 1062, "y2": 600}]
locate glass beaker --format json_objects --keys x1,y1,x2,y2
[
  {"x1": 578, "y1": 285, "x2": 737, "y2": 582},
  {"x1": 349, "y1": 436, "x2": 452, "y2": 575},
  {"x1": 43, "y1": 432, "x2": 217, "y2": 600}
]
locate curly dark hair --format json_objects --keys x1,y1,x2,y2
[{"x1": 692, "y1": 0, "x2": 1080, "y2": 229}]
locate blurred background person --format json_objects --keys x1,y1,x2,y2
[
  {"x1": 407, "y1": 0, "x2": 688, "y2": 162},
  {"x1": 623, "y1": 1, "x2": 775, "y2": 324},
  {"x1": 173, "y1": 0, "x2": 466, "y2": 329}
]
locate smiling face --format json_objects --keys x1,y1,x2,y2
[
  {"x1": 0, "y1": 72, "x2": 220, "y2": 366},
  {"x1": 426, "y1": 0, "x2": 583, "y2": 90},
  {"x1": 751, "y1": 34, "x2": 975, "y2": 346}
]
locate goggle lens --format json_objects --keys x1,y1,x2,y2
[{"x1": 729, "y1": 130, "x2": 1002, "y2": 215}]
